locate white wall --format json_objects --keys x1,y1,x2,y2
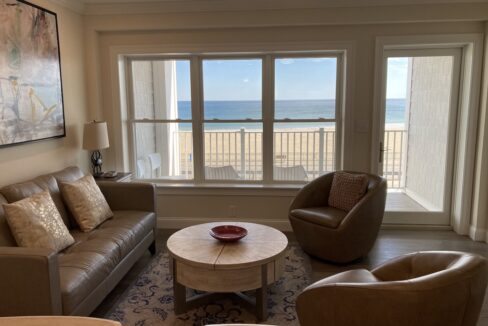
[
  {"x1": 0, "y1": 0, "x2": 88, "y2": 187},
  {"x1": 82, "y1": 4, "x2": 487, "y2": 228},
  {"x1": 405, "y1": 56, "x2": 453, "y2": 210}
]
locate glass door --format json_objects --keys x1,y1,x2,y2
[{"x1": 378, "y1": 48, "x2": 461, "y2": 225}]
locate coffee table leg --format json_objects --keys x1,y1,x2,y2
[
  {"x1": 256, "y1": 264, "x2": 268, "y2": 321},
  {"x1": 172, "y1": 258, "x2": 186, "y2": 315}
]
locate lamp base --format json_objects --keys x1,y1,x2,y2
[{"x1": 91, "y1": 150, "x2": 103, "y2": 176}]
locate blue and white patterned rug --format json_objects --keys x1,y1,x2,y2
[{"x1": 106, "y1": 245, "x2": 313, "y2": 325}]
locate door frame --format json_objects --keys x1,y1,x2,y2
[{"x1": 372, "y1": 34, "x2": 484, "y2": 226}]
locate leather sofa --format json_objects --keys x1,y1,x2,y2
[
  {"x1": 289, "y1": 171, "x2": 387, "y2": 263},
  {"x1": 0, "y1": 167, "x2": 157, "y2": 316},
  {"x1": 296, "y1": 251, "x2": 488, "y2": 326}
]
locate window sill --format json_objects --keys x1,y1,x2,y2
[{"x1": 151, "y1": 182, "x2": 303, "y2": 196}]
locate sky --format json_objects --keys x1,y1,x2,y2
[
  {"x1": 386, "y1": 58, "x2": 408, "y2": 99},
  {"x1": 175, "y1": 57, "x2": 408, "y2": 101}
]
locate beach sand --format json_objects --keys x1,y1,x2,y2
[{"x1": 176, "y1": 124, "x2": 405, "y2": 185}]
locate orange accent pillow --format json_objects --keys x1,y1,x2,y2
[{"x1": 328, "y1": 172, "x2": 369, "y2": 212}]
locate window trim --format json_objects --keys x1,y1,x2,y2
[{"x1": 125, "y1": 50, "x2": 345, "y2": 184}]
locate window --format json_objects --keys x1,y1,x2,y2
[
  {"x1": 129, "y1": 59, "x2": 193, "y2": 180},
  {"x1": 127, "y1": 53, "x2": 343, "y2": 183},
  {"x1": 274, "y1": 57, "x2": 338, "y2": 181},
  {"x1": 202, "y1": 59, "x2": 263, "y2": 180}
]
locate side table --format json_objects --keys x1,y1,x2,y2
[{"x1": 94, "y1": 172, "x2": 132, "y2": 183}]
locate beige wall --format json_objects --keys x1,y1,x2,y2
[
  {"x1": 0, "y1": 0, "x2": 89, "y2": 187},
  {"x1": 471, "y1": 22, "x2": 488, "y2": 241},
  {"x1": 82, "y1": 5, "x2": 487, "y2": 228},
  {"x1": 405, "y1": 57, "x2": 453, "y2": 210}
]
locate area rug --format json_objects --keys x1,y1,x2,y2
[{"x1": 106, "y1": 245, "x2": 313, "y2": 325}]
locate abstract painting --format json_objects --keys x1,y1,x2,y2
[{"x1": 0, "y1": 0, "x2": 65, "y2": 148}]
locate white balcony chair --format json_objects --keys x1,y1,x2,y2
[
  {"x1": 274, "y1": 165, "x2": 308, "y2": 181},
  {"x1": 205, "y1": 165, "x2": 240, "y2": 180},
  {"x1": 147, "y1": 152, "x2": 162, "y2": 178},
  {"x1": 136, "y1": 159, "x2": 147, "y2": 179}
]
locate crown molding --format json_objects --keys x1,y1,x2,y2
[
  {"x1": 81, "y1": 0, "x2": 488, "y2": 16},
  {"x1": 48, "y1": 0, "x2": 85, "y2": 13}
]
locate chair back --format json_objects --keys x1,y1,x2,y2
[
  {"x1": 205, "y1": 165, "x2": 240, "y2": 180},
  {"x1": 274, "y1": 165, "x2": 308, "y2": 181},
  {"x1": 147, "y1": 153, "x2": 162, "y2": 178}
]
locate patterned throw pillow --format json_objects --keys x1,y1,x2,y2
[
  {"x1": 59, "y1": 175, "x2": 113, "y2": 232},
  {"x1": 328, "y1": 171, "x2": 369, "y2": 212},
  {"x1": 3, "y1": 190, "x2": 75, "y2": 252}
]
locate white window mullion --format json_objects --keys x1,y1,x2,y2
[
  {"x1": 262, "y1": 55, "x2": 274, "y2": 183},
  {"x1": 125, "y1": 58, "x2": 137, "y2": 176},
  {"x1": 190, "y1": 56, "x2": 204, "y2": 182},
  {"x1": 335, "y1": 53, "x2": 344, "y2": 171}
]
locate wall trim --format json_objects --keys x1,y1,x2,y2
[
  {"x1": 469, "y1": 224, "x2": 488, "y2": 242},
  {"x1": 157, "y1": 217, "x2": 293, "y2": 231},
  {"x1": 80, "y1": 1, "x2": 488, "y2": 22},
  {"x1": 157, "y1": 216, "x2": 454, "y2": 232},
  {"x1": 48, "y1": 0, "x2": 85, "y2": 13}
]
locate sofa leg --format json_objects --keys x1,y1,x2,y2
[{"x1": 149, "y1": 240, "x2": 157, "y2": 256}]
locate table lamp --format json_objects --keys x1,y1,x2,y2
[{"x1": 83, "y1": 121, "x2": 109, "y2": 177}]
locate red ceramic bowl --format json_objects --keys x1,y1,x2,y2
[{"x1": 209, "y1": 225, "x2": 248, "y2": 242}]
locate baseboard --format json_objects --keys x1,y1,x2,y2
[
  {"x1": 381, "y1": 224, "x2": 453, "y2": 231},
  {"x1": 469, "y1": 224, "x2": 488, "y2": 242},
  {"x1": 157, "y1": 216, "x2": 455, "y2": 232},
  {"x1": 157, "y1": 216, "x2": 293, "y2": 231}
]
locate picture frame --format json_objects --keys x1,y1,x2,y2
[{"x1": 0, "y1": 0, "x2": 65, "y2": 148}]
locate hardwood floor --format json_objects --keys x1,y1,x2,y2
[{"x1": 92, "y1": 229, "x2": 488, "y2": 325}]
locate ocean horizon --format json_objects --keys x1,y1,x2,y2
[{"x1": 173, "y1": 99, "x2": 405, "y2": 130}]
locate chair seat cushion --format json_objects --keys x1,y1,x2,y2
[
  {"x1": 290, "y1": 206, "x2": 347, "y2": 229},
  {"x1": 58, "y1": 210, "x2": 155, "y2": 314}
]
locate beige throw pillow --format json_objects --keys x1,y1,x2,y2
[
  {"x1": 3, "y1": 191, "x2": 75, "y2": 252},
  {"x1": 328, "y1": 171, "x2": 369, "y2": 212},
  {"x1": 60, "y1": 175, "x2": 113, "y2": 232}
]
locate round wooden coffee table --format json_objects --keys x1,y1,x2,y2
[{"x1": 167, "y1": 222, "x2": 288, "y2": 321}]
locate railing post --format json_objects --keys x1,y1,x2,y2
[
  {"x1": 318, "y1": 127, "x2": 324, "y2": 175},
  {"x1": 240, "y1": 127, "x2": 246, "y2": 179}
]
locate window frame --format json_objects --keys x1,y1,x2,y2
[
  {"x1": 271, "y1": 54, "x2": 343, "y2": 183},
  {"x1": 125, "y1": 51, "x2": 344, "y2": 184}
]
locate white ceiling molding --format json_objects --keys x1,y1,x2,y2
[
  {"x1": 50, "y1": 0, "x2": 488, "y2": 15},
  {"x1": 48, "y1": 0, "x2": 86, "y2": 13}
]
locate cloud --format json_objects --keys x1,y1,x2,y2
[
  {"x1": 243, "y1": 78, "x2": 249, "y2": 83},
  {"x1": 278, "y1": 58, "x2": 295, "y2": 65}
]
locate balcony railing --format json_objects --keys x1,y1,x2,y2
[{"x1": 173, "y1": 128, "x2": 406, "y2": 186}]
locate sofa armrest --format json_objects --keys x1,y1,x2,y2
[
  {"x1": 97, "y1": 182, "x2": 156, "y2": 212},
  {"x1": 0, "y1": 247, "x2": 62, "y2": 316}
]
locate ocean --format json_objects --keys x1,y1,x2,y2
[{"x1": 175, "y1": 99, "x2": 405, "y2": 130}]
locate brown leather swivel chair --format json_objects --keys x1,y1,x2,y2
[
  {"x1": 296, "y1": 251, "x2": 488, "y2": 326},
  {"x1": 289, "y1": 171, "x2": 387, "y2": 263}
]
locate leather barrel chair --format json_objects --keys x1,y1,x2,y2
[
  {"x1": 296, "y1": 251, "x2": 488, "y2": 326},
  {"x1": 289, "y1": 171, "x2": 387, "y2": 263}
]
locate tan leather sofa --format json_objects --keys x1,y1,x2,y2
[
  {"x1": 0, "y1": 167, "x2": 156, "y2": 317},
  {"x1": 289, "y1": 171, "x2": 387, "y2": 263},
  {"x1": 297, "y1": 251, "x2": 488, "y2": 326}
]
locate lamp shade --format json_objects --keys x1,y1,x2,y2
[{"x1": 83, "y1": 121, "x2": 109, "y2": 150}]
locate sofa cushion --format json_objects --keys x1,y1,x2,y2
[
  {"x1": 0, "y1": 181, "x2": 44, "y2": 204},
  {"x1": 0, "y1": 194, "x2": 15, "y2": 247},
  {"x1": 291, "y1": 206, "x2": 347, "y2": 229},
  {"x1": 3, "y1": 191, "x2": 75, "y2": 252},
  {"x1": 59, "y1": 175, "x2": 113, "y2": 232},
  {"x1": 33, "y1": 174, "x2": 72, "y2": 228},
  {"x1": 0, "y1": 176, "x2": 72, "y2": 229},
  {"x1": 58, "y1": 210, "x2": 155, "y2": 313}
]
